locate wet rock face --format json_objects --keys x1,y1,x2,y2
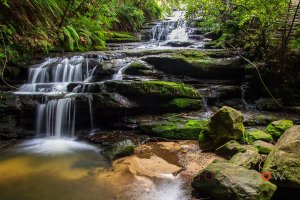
[
  {"x1": 0, "y1": 92, "x2": 42, "y2": 133},
  {"x1": 142, "y1": 53, "x2": 245, "y2": 80},
  {"x1": 192, "y1": 162, "x2": 277, "y2": 200},
  {"x1": 263, "y1": 125, "x2": 300, "y2": 188},
  {"x1": 73, "y1": 80, "x2": 203, "y2": 124},
  {"x1": 200, "y1": 106, "x2": 245, "y2": 149}
]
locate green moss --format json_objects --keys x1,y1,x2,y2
[
  {"x1": 207, "y1": 106, "x2": 245, "y2": 145},
  {"x1": 244, "y1": 129, "x2": 273, "y2": 144},
  {"x1": 140, "y1": 119, "x2": 209, "y2": 140},
  {"x1": 198, "y1": 132, "x2": 208, "y2": 144},
  {"x1": 266, "y1": 119, "x2": 293, "y2": 139},
  {"x1": 124, "y1": 61, "x2": 154, "y2": 76},
  {"x1": 215, "y1": 140, "x2": 257, "y2": 159},
  {"x1": 104, "y1": 140, "x2": 135, "y2": 160},
  {"x1": 128, "y1": 61, "x2": 148, "y2": 69},
  {"x1": 253, "y1": 140, "x2": 274, "y2": 154},
  {"x1": 181, "y1": 50, "x2": 206, "y2": 58},
  {"x1": 105, "y1": 31, "x2": 140, "y2": 43},
  {"x1": 166, "y1": 98, "x2": 202, "y2": 109},
  {"x1": 105, "y1": 80, "x2": 202, "y2": 99}
]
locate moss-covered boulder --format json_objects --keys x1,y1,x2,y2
[
  {"x1": 143, "y1": 52, "x2": 245, "y2": 79},
  {"x1": 202, "y1": 106, "x2": 245, "y2": 149},
  {"x1": 253, "y1": 140, "x2": 274, "y2": 154},
  {"x1": 140, "y1": 119, "x2": 209, "y2": 140},
  {"x1": 263, "y1": 125, "x2": 300, "y2": 188},
  {"x1": 103, "y1": 139, "x2": 135, "y2": 160},
  {"x1": 192, "y1": 162, "x2": 277, "y2": 200},
  {"x1": 104, "y1": 80, "x2": 202, "y2": 99},
  {"x1": 124, "y1": 61, "x2": 156, "y2": 76},
  {"x1": 215, "y1": 140, "x2": 256, "y2": 159},
  {"x1": 266, "y1": 119, "x2": 293, "y2": 139},
  {"x1": 229, "y1": 149, "x2": 260, "y2": 169},
  {"x1": 244, "y1": 129, "x2": 273, "y2": 143}
]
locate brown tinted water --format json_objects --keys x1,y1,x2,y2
[{"x1": 0, "y1": 138, "x2": 117, "y2": 200}]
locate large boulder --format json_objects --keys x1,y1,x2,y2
[
  {"x1": 140, "y1": 119, "x2": 208, "y2": 140},
  {"x1": 266, "y1": 119, "x2": 293, "y2": 139},
  {"x1": 143, "y1": 53, "x2": 245, "y2": 79},
  {"x1": 192, "y1": 162, "x2": 277, "y2": 200},
  {"x1": 263, "y1": 125, "x2": 300, "y2": 188},
  {"x1": 200, "y1": 106, "x2": 245, "y2": 149}
]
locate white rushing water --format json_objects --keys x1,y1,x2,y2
[
  {"x1": 18, "y1": 138, "x2": 99, "y2": 155},
  {"x1": 17, "y1": 56, "x2": 102, "y2": 93},
  {"x1": 36, "y1": 98, "x2": 76, "y2": 137},
  {"x1": 150, "y1": 11, "x2": 188, "y2": 42}
]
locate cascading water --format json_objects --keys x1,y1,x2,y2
[
  {"x1": 36, "y1": 98, "x2": 76, "y2": 138},
  {"x1": 150, "y1": 11, "x2": 187, "y2": 42},
  {"x1": 18, "y1": 56, "x2": 100, "y2": 93}
]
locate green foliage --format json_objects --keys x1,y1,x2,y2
[
  {"x1": 0, "y1": 0, "x2": 178, "y2": 66},
  {"x1": 185, "y1": 0, "x2": 289, "y2": 58}
]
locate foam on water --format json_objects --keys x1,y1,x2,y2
[
  {"x1": 134, "y1": 174, "x2": 187, "y2": 200},
  {"x1": 18, "y1": 138, "x2": 100, "y2": 155}
]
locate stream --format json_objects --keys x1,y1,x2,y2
[{"x1": 0, "y1": 11, "x2": 299, "y2": 200}]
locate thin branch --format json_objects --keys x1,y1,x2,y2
[
  {"x1": 285, "y1": 0, "x2": 300, "y2": 47},
  {"x1": 226, "y1": 42, "x2": 286, "y2": 110}
]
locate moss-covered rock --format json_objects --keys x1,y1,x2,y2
[
  {"x1": 124, "y1": 61, "x2": 156, "y2": 76},
  {"x1": 244, "y1": 129, "x2": 273, "y2": 143},
  {"x1": 140, "y1": 119, "x2": 209, "y2": 140},
  {"x1": 263, "y1": 125, "x2": 300, "y2": 188},
  {"x1": 142, "y1": 53, "x2": 244, "y2": 79},
  {"x1": 203, "y1": 106, "x2": 245, "y2": 149},
  {"x1": 215, "y1": 140, "x2": 256, "y2": 159},
  {"x1": 266, "y1": 119, "x2": 294, "y2": 139},
  {"x1": 253, "y1": 140, "x2": 274, "y2": 154},
  {"x1": 163, "y1": 98, "x2": 202, "y2": 110},
  {"x1": 192, "y1": 162, "x2": 277, "y2": 200},
  {"x1": 255, "y1": 114, "x2": 278, "y2": 126},
  {"x1": 104, "y1": 80, "x2": 202, "y2": 99},
  {"x1": 229, "y1": 149, "x2": 260, "y2": 169},
  {"x1": 106, "y1": 32, "x2": 140, "y2": 43},
  {"x1": 103, "y1": 139, "x2": 135, "y2": 160}
]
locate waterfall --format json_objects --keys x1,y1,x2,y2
[
  {"x1": 112, "y1": 63, "x2": 130, "y2": 80},
  {"x1": 150, "y1": 11, "x2": 188, "y2": 42},
  {"x1": 19, "y1": 56, "x2": 86, "y2": 93},
  {"x1": 37, "y1": 98, "x2": 76, "y2": 138},
  {"x1": 88, "y1": 95, "x2": 94, "y2": 130}
]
